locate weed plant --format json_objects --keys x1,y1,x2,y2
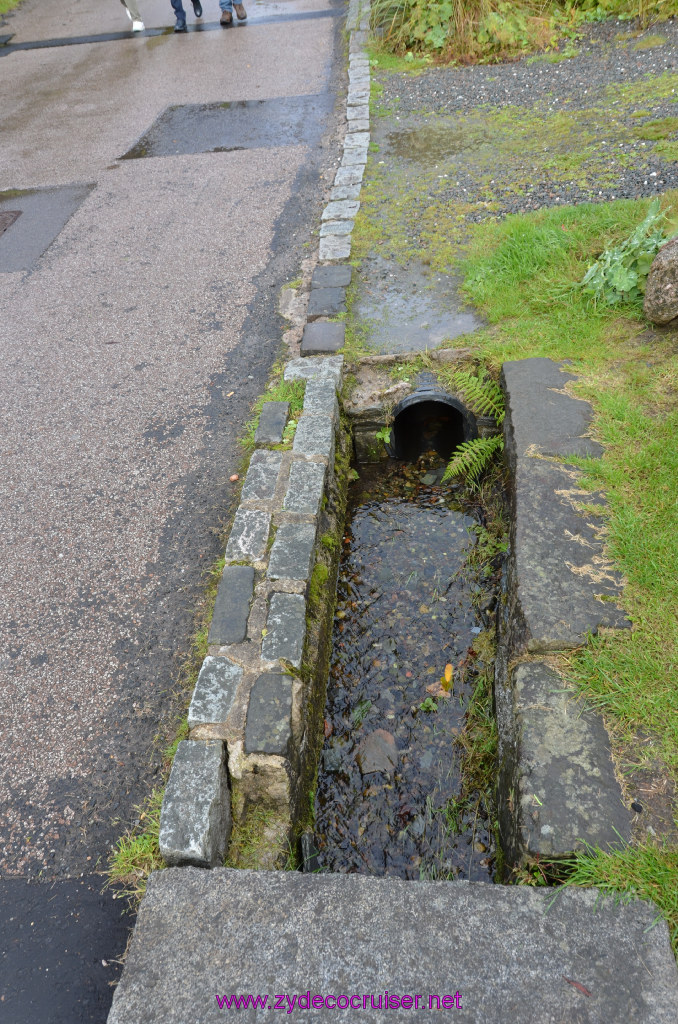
[{"x1": 370, "y1": 0, "x2": 678, "y2": 63}]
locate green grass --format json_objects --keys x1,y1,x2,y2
[
  {"x1": 455, "y1": 195, "x2": 678, "y2": 952},
  {"x1": 241, "y1": 377, "x2": 305, "y2": 453},
  {"x1": 0, "y1": 0, "x2": 21, "y2": 13}
]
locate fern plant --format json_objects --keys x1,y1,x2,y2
[{"x1": 443, "y1": 369, "x2": 505, "y2": 485}]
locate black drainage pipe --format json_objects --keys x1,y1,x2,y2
[{"x1": 389, "y1": 372, "x2": 478, "y2": 462}]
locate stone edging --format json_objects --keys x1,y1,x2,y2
[
  {"x1": 496, "y1": 357, "x2": 633, "y2": 865},
  {"x1": 159, "y1": 356, "x2": 344, "y2": 868}
]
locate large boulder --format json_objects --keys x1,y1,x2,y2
[{"x1": 644, "y1": 234, "x2": 678, "y2": 324}]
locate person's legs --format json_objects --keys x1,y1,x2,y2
[
  {"x1": 120, "y1": 0, "x2": 143, "y2": 22},
  {"x1": 171, "y1": 0, "x2": 187, "y2": 26}
]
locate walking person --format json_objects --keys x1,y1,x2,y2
[
  {"x1": 219, "y1": 0, "x2": 247, "y2": 26},
  {"x1": 120, "y1": 0, "x2": 144, "y2": 31},
  {"x1": 171, "y1": 0, "x2": 203, "y2": 33}
]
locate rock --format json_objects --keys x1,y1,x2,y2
[
  {"x1": 644, "y1": 235, "x2": 678, "y2": 324},
  {"x1": 357, "y1": 729, "x2": 398, "y2": 775}
]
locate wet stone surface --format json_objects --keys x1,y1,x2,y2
[{"x1": 314, "y1": 457, "x2": 496, "y2": 881}]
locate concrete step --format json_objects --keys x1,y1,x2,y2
[{"x1": 108, "y1": 868, "x2": 678, "y2": 1023}]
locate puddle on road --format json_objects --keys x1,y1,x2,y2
[
  {"x1": 353, "y1": 255, "x2": 483, "y2": 353},
  {"x1": 314, "y1": 456, "x2": 496, "y2": 881},
  {"x1": 121, "y1": 93, "x2": 333, "y2": 159},
  {"x1": 384, "y1": 123, "x2": 493, "y2": 163}
]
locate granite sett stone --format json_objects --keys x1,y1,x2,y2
[
  {"x1": 267, "y1": 521, "x2": 317, "y2": 582},
  {"x1": 224, "y1": 508, "x2": 271, "y2": 563},
  {"x1": 158, "y1": 740, "x2": 231, "y2": 868},
  {"x1": 303, "y1": 376, "x2": 340, "y2": 421},
  {"x1": 346, "y1": 104, "x2": 369, "y2": 121},
  {"x1": 207, "y1": 565, "x2": 255, "y2": 646},
  {"x1": 321, "y1": 200, "x2": 360, "y2": 221},
  {"x1": 341, "y1": 147, "x2": 368, "y2": 166},
  {"x1": 261, "y1": 591, "x2": 307, "y2": 668},
  {"x1": 255, "y1": 402, "x2": 289, "y2": 445},
  {"x1": 343, "y1": 133, "x2": 369, "y2": 149},
  {"x1": 300, "y1": 321, "x2": 346, "y2": 357},
  {"x1": 283, "y1": 460, "x2": 327, "y2": 515},
  {"x1": 293, "y1": 414, "x2": 335, "y2": 462},
  {"x1": 283, "y1": 356, "x2": 343, "y2": 390},
  {"x1": 334, "y1": 165, "x2": 364, "y2": 186},
  {"x1": 240, "y1": 449, "x2": 283, "y2": 503},
  {"x1": 330, "y1": 185, "x2": 362, "y2": 201},
  {"x1": 311, "y1": 264, "x2": 352, "y2": 289},
  {"x1": 319, "y1": 236, "x2": 352, "y2": 261},
  {"x1": 346, "y1": 119, "x2": 370, "y2": 133},
  {"x1": 319, "y1": 220, "x2": 355, "y2": 237},
  {"x1": 245, "y1": 672, "x2": 293, "y2": 755},
  {"x1": 306, "y1": 286, "x2": 347, "y2": 318},
  {"x1": 188, "y1": 656, "x2": 243, "y2": 730}
]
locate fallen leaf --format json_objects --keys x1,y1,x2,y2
[
  {"x1": 324, "y1": 719, "x2": 333, "y2": 738},
  {"x1": 444, "y1": 663, "x2": 453, "y2": 684},
  {"x1": 562, "y1": 977, "x2": 591, "y2": 998},
  {"x1": 226, "y1": 391, "x2": 234, "y2": 397},
  {"x1": 426, "y1": 682, "x2": 450, "y2": 699}
]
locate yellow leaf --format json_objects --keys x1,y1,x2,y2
[{"x1": 444, "y1": 663, "x2": 453, "y2": 683}]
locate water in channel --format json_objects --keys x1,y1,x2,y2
[{"x1": 314, "y1": 455, "x2": 496, "y2": 882}]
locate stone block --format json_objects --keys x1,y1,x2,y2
[
  {"x1": 293, "y1": 414, "x2": 335, "y2": 462},
  {"x1": 344, "y1": 132, "x2": 369, "y2": 149},
  {"x1": 108, "y1": 869, "x2": 678, "y2": 1024},
  {"x1": 188, "y1": 656, "x2": 242, "y2": 730},
  {"x1": 345, "y1": 119, "x2": 370, "y2": 133},
  {"x1": 240, "y1": 450, "x2": 282, "y2": 503},
  {"x1": 283, "y1": 355, "x2": 343, "y2": 390},
  {"x1": 311, "y1": 264, "x2": 352, "y2": 289},
  {"x1": 303, "y1": 375, "x2": 339, "y2": 420},
  {"x1": 268, "y1": 522, "x2": 316, "y2": 582},
  {"x1": 319, "y1": 220, "x2": 355, "y2": 238},
  {"x1": 261, "y1": 592, "x2": 306, "y2": 667},
  {"x1": 334, "y1": 164, "x2": 365, "y2": 186},
  {"x1": 245, "y1": 672, "x2": 293, "y2": 755},
  {"x1": 283, "y1": 460, "x2": 326, "y2": 515},
  {"x1": 255, "y1": 401, "x2": 289, "y2": 445},
  {"x1": 300, "y1": 321, "x2": 345, "y2": 357},
  {"x1": 319, "y1": 235, "x2": 352, "y2": 261},
  {"x1": 347, "y1": 88, "x2": 370, "y2": 106},
  {"x1": 224, "y1": 508, "x2": 271, "y2": 563},
  {"x1": 341, "y1": 147, "x2": 368, "y2": 166},
  {"x1": 207, "y1": 565, "x2": 254, "y2": 646},
  {"x1": 306, "y1": 286, "x2": 346, "y2": 319},
  {"x1": 345, "y1": 104, "x2": 369, "y2": 121},
  {"x1": 330, "y1": 184, "x2": 362, "y2": 201},
  {"x1": 497, "y1": 661, "x2": 631, "y2": 865},
  {"x1": 321, "y1": 200, "x2": 360, "y2": 220},
  {"x1": 158, "y1": 741, "x2": 230, "y2": 868}
]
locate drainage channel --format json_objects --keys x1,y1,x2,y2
[{"x1": 313, "y1": 449, "x2": 500, "y2": 881}]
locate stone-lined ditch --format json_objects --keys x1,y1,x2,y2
[{"x1": 314, "y1": 455, "x2": 498, "y2": 881}]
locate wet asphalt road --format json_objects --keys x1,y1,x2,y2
[{"x1": 0, "y1": 0, "x2": 342, "y2": 1018}]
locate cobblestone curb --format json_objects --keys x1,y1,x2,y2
[{"x1": 159, "y1": 356, "x2": 344, "y2": 868}]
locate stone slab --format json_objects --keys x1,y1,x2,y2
[
  {"x1": 330, "y1": 184, "x2": 362, "y2": 201},
  {"x1": 319, "y1": 219, "x2": 355, "y2": 237},
  {"x1": 345, "y1": 104, "x2": 369, "y2": 122},
  {"x1": 345, "y1": 119, "x2": 370, "y2": 133},
  {"x1": 321, "y1": 200, "x2": 360, "y2": 220},
  {"x1": 344, "y1": 133, "x2": 369, "y2": 149},
  {"x1": 284, "y1": 460, "x2": 326, "y2": 515},
  {"x1": 284, "y1": 356, "x2": 343, "y2": 390},
  {"x1": 303, "y1": 376, "x2": 340, "y2": 421},
  {"x1": 300, "y1": 321, "x2": 346, "y2": 356},
  {"x1": 245, "y1": 672, "x2": 293, "y2": 755},
  {"x1": 319, "y1": 235, "x2": 352, "y2": 261},
  {"x1": 208, "y1": 565, "x2": 255, "y2": 646},
  {"x1": 306, "y1": 286, "x2": 347, "y2": 319},
  {"x1": 240, "y1": 449, "x2": 283, "y2": 502},
  {"x1": 267, "y1": 522, "x2": 316, "y2": 582},
  {"x1": 158, "y1": 741, "x2": 231, "y2": 868},
  {"x1": 108, "y1": 869, "x2": 678, "y2": 1024},
  {"x1": 224, "y1": 508, "x2": 271, "y2": 563},
  {"x1": 255, "y1": 401, "x2": 289, "y2": 445},
  {"x1": 188, "y1": 656, "x2": 242, "y2": 730},
  {"x1": 261, "y1": 592, "x2": 306, "y2": 667},
  {"x1": 497, "y1": 662, "x2": 631, "y2": 864},
  {"x1": 341, "y1": 147, "x2": 368, "y2": 166},
  {"x1": 293, "y1": 414, "x2": 335, "y2": 462},
  {"x1": 311, "y1": 264, "x2": 352, "y2": 289},
  {"x1": 334, "y1": 164, "x2": 365, "y2": 186},
  {"x1": 501, "y1": 358, "x2": 629, "y2": 652}
]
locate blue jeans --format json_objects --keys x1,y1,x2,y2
[{"x1": 171, "y1": 0, "x2": 233, "y2": 22}]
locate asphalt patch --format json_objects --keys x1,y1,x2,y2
[
  {"x1": 0, "y1": 185, "x2": 94, "y2": 273},
  {"x1": 121, "y1": 93, "x2": 334, "y2": 160},
  {"x1": 0, "y1": 875, "x2": 132, "y2": 1024}
]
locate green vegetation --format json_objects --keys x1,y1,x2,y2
[
  {"x1": 0, "y1": 0, "x2": 21, "y2": 14},
  {"x1": 369, "y1": 0, "x2": 678, "y2": 63},
  {"x1": 242, "y1": 377, "x2": 305, "y2": 453}
]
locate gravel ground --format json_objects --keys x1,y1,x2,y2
[{"x1": 374, "y1": 18, "x2": 678, "y2": 214}]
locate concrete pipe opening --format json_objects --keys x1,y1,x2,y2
[{"x1": 389, "y1": 393, "x2": 477, "y2": 462}]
